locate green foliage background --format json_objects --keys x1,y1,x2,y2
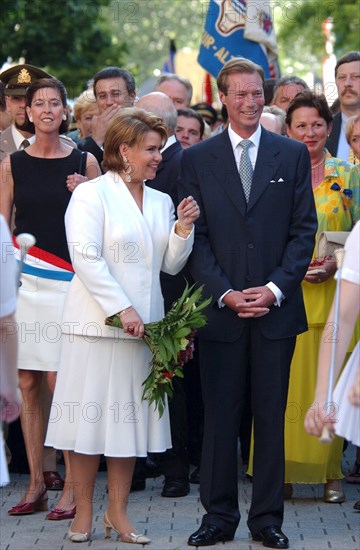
[
  {"x1": 0, "y1": 0, "x2": 128, "y2": 96},
  {"x1": 1, "y1": 0, "x2": 359, "y2": 97}
]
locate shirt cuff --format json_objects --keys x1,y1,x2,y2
[
  {"x1": 266, "y1": 282, "x2": 284, "y2": 307},
  {"x1": 218, "y1": 289, "x2": 233, "y2": 308}
]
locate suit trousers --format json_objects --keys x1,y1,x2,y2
[{"x1": 198, "y1": 319, "x2": 296, "y2": 537}]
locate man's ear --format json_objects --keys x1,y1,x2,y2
[{"x1": 219, "y1": 91, "x2": 226, "y2": 107}]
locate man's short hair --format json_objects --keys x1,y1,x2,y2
[
  {"x1": 177, "y1": 108, "x2": 205, "y2": 138},
  {"x1": 93, "y1": 67, "x2": 136, "y2": 97},
  {"x1": 217, "y1": 58, "x2": 265, "y2": 95},
  {"x1": 155, "y1": 74, "x2": 193, "y2": 104},
  {"x1": 262, "y1": 105, "x2": 286, "y2": 134},
  {"x1": 335, "y1": 51, "x2": 360, "y2": 77},
  {"x1": 272, "y1": 76, "x2": 308, "y2": 99}
]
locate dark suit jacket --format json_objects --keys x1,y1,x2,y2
[
  {"x1": 326, "y1": 112, "x2": 341, "y2": 157},
  {"x1": 78, "y1": 136, "x2": 103, "y2": 168},
  {"x1": 146, "y1": 140, "x2": 183, "y2": 208},
  {"x1": 178, "y1": 128, "x2": 317, "y2": 342}
]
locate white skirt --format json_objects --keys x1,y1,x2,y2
[
  {"x1": 17, "y1": 273, "x2": 69, "y2": 372},
  {"x1": 45, "y1": 335, "x2": 171, "y2": 457},
  {"x1": 333, "y1": 341, "x2": 360, "y2": 447}
]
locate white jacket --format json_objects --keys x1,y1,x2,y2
[{"x1": 61, "y1": 171, "x2": 194, "y2": 339}]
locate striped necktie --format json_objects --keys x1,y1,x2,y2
[{"x1": 239, "y1": 140, "x2": 253, "y2": 202}]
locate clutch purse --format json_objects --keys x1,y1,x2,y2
[{"x1": 316, "y1": 231, "x2": 350, "y2": 258}]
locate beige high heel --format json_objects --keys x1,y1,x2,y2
[
  {"x1": 68, "y1": 525, "x2": 91, "y2": 543},
  {"x1": 103, "y1": 512, "x2": 151, "y2": 544}
]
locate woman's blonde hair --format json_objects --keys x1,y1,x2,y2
[
  {"x1": 345, "y1": 114, "x2": 360, "y2": 145},
  {"x1": 103, "y1": 108, "x2": 167, "y2": 173},
  {"x1": 73, "y1": 89, "x2": 97, "y2": 121}
]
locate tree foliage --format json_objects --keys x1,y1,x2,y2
[
  {"x1": 0, "y1": 0, "x2": 128, "y2": 96},
  {"x1": 275, "y1": 0, "x2": 360, "y2": 78},
  {"x1": 105, "y1": 0, "x2": 205, "y2": 84},
  {"x1": 1, "y1": 1, "x2": 358, "y2": 96}
]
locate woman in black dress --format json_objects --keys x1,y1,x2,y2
[{"x1": 0, "y1": 78, "x2": 100, "y2": 518}]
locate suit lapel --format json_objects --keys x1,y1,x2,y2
[
  {"x1": 247, "y1": 129, "x2": 281, "y2": 212},
  {"x1": 325, "y1": 112, "x2": 341, "y2": 157},
  {"x1": 208, "y1": 131, "x2": 247, "y2": 216},
  {"x1": 108, "y1": 171, "x2": 154, "y2": 260},
  {"x1": 157, "y1": 141, "x2": 182, "y2": 175}
]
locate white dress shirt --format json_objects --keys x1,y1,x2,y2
[
  {"x1": 11, "y1": 125, "x2": 35, "y2": 150},
  {"x1": 219, "y1": 124, "x2": 284, "y2": 307}
]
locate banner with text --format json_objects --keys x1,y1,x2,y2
[{"x1": 198, "y1": 0, "x2": 280, "y2": 80}]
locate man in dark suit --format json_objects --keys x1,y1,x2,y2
[
  {"x1": 137, "y1": 91, "x2": 183, "y2": 208},
  {"x1": 326, "y1": 51, "x2": 360, "y2": 162},
  {"x1": 178, "y1": 58, "x2": 317, "y2": 549},
  {"x1": 134, "y1": 92, "x2": 190, "y2": 497}
]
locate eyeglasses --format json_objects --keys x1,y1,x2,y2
[{"x1": 96, "y1": 90, "x2": 128, "y2": 102}]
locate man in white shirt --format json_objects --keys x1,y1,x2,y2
[{"x1": 326, "y1": 51, "x2": 360, "y2": 163}]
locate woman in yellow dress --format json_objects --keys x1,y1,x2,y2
[{"x1": 283, "y1": 91, "x2": 359, "y2": 502}]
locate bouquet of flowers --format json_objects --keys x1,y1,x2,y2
[{"x1": 105, "y1": 284, "x2": 211, "y2": 417}]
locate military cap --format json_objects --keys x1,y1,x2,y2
[
  {"x1": 191, "y1": 102, "x2": 218, "y2": 126},
  {"x1": 0, "y1": 64, "x2": 52, "y2": 96}
]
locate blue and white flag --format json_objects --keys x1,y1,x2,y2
[
  {"x1": 163, "y1": 39, "x2": 177, "y2": 74},
  {"x1": 198, "y1": 0, "x2": 280, "y2": 79}
]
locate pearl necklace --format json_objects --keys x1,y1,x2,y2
[{"x1": 311, "y1": 155, "x2": 326, "y2": 170}]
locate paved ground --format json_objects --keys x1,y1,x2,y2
[{"x1": 1, "y1": 445, "x2": 359, "y2": 550}]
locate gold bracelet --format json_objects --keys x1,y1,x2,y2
[
  {"x1": 119, "y1": 306, "x2": 133, "y2": 318},
  {"x1": 176, "y1": 221, "x2": 193, "y2": 236}
]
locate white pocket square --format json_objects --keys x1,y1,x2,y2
[
  {"x1": 270, "y1": 179, "x2": 276, "y2": 183},
  {"x1": 278, "y1": 178, "x2": 284, "y2": 182}
]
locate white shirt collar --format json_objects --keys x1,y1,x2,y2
[
  {"x1": 227, "y1": 123, "x2": 262, "y2": 152},
  {"x1": 161, "y1": 134, "x2": 177, "y2": 153},
  {"x1": 11, "y1": 125, "x2": 35, "y2": 150}
]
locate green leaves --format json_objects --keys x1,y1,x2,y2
[
  {"x1": 0, "y1": 0, "x2": 127, "y2": 93},
  {"x1": 105, "y1": 283, "x2": 211, "y2": 417}
]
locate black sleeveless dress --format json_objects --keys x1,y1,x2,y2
[
  {"x1": 11, "y1": 148, "x2": 84, "y2": 371},
  {"x1": 11, "y1": 148, "x2": 83, "y2": 263}
]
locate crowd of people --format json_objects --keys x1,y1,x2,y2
[{"x1": 0, "y1": 49, "x2": 359, "y2": 549}]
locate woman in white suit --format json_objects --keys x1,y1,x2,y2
[{"x1": 45, "y1": 108, "x2": 199, "y2": 544}]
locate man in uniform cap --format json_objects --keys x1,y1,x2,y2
[
  {"x1": 0, "y1": 64, "x2": 52, "y2": 160},
  {"x1": 191, "y1": 102, "x2": 218, "y2": 129}
]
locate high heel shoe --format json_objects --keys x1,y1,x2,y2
[
  {"x1": 324, "y1": 480, "x2": 345, "y2": 503},
  {"x1": 68, "y1": 528, "x2": 91, "y2": 543},
  {"x1": 8, "y1": 488, "x2": 48, "y2": 515},
  {"x1": 46, "y1": 505, "x2": 76, "y2": 520},
  {"x1": 103, "y1": 512, "x2": 151, "y2": 544}
]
